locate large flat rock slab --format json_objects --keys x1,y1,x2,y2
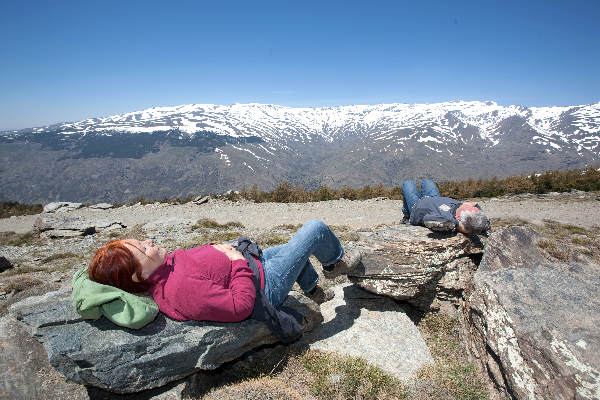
[
  {"x1": 304, "y1": 283, "x2": 433, "y2": 381},
  {"x1": 351, "y1": 225, "x2": 484, "y2": 311},
  {"x1": 462, "y1": 226, "x2": 600, "y2": 400},
  {"x1": 9, "y1": 288, "x2": 320, "y2": 394}
]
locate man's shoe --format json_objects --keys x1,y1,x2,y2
[
  {"x1": 323, "y1": 248, "x2": 363, "y2": 279},
  {"x1": 306, "y1": 285, "x2": 335, "y2": 304},
  {"x1": 401, "y1": 216, "x2": 409, "y2": 224}
]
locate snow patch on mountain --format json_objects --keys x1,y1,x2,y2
[{"x1": 4, "y1": 101, "x2": 600, "y2": 157}]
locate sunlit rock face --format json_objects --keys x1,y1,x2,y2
[
  {"x1": 349, "y1": 224, "x2": 484, "y2": 313},
  {"x1": 461, "y1": 226, "x2": 600, "y2": 400},
  {"x1": 1, "y1": 101, "x2": 599, "y2": 204}
]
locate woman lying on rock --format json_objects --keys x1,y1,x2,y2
[{"x1": 87, "y1": 219, "x2": 361, "y2": 341}]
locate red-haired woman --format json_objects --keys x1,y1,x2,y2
[{"x1": 88, "y1": 219, "x2": 361, "y2": 323}]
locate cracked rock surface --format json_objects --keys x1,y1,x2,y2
[
  {"x1": 461, "y1": 226, "x2": 600, "y2": 400},
  {"x1": 350, "y1": 224, "x2": 484, "y2": 312}
]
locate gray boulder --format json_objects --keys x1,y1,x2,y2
[
  {"x1": 8, "y1": 288, "x2": 321, "y2": 394},
  {"x1": 305, "y1": 283, "x2": 433, "y2": 381},
  {"x1": 461, "y1": 226, "x2": 600, "y2": 400},
  {"x1": 43, "y1": 202, "x2": 84, "y2": 213},
  {"x1": 33, "y1": 215, "x2": 126, "y2": 237},
  {"x1": 350, "y1": 225, "x2": 484, "y2": 312}
]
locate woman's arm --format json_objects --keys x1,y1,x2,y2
[{"x1": 171, "y1": 257, "x2": 256, "y2": 322}]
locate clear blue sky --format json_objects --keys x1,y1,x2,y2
[{"x1": 1, "y1": 0, "x2": 599, "y2": 130}]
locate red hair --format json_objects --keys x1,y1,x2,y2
[{"x1": 88, "y1": 240, "x2": 150, "y2": 293}]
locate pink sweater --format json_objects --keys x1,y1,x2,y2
[{"x1": 146, "y1": 245, "x2": 264, "y2": 323}]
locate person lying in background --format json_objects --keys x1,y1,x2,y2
[
  {"x1": 86, "y1": 219, "x2": 361, "y2": 341},
  {"x1": 401, "y1": 179, "x2": 490, "y2": 234}
]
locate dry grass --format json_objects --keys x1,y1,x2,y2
[
  {"x1": 255, "y1": 232, "x2": 290, "y2": 247},
  {"x1": 0, "y1": 231, "x2": 45, "y2": 246},
  {"x1": 191, "y1": 219, "x2": 245, "y2": 231},
  {"x1": 0, "y1": 264, "x2": 46, "y2": 277},
  {"x1": 0, "y1": 276, "x2": 44, "y2": 294},
  {"x1": 414, "y1": 313, "x2": 488, "y2": 400},
  {"x1": 174, "y1": 231, "x2": 243, "y2": 249},
  {"x1": 0, "y1": 262, "x2": 75, "y2": 278},
  {"x1": 202, "y1": 377, "x2": 306, "y2": 400},
  {"x1": 185, "y1": 345, "x2": 406, "y2": 400},
  {"x1": 330, "y1": 225, "x2": 351, "y2": 232},
  {"x1": 489, "y1": 217, "x2": 532, "y2": 230},
  {"x1": 40, "y1": 252, "x2": 79, "y2": 264},
  {"x1": 572, "y1": 236, "x2": 595, "y2": 246},
  {"x1": 300, "y1": 351, "x2": 406, "y2": 400},
  {"x1": 537, "y1": 239, "x2": 571, "y2": 261},
  {"x1": 535, "y1": 220, "x2": 600, "y2": 263},
  {"x1": 274, "y1": 224, "x2": 303, "y2": 231}
]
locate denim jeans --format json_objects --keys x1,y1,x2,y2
[
  {"x1": 261, "y1": 219, "x2": 344, "y2": 307},
  {"x1": 402, "y1": 179, "x2": 441, "y2": 218}
]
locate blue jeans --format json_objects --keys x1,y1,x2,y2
[
  {"x1": 261, "y1": 219, "x2": 344, "y2": 307},
  {"x1": 402, "y1": 179, "x2": 440, "y2": 218}
]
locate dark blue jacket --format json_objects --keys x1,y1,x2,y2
[{"x1": 409, "y1": 196, "x2": 462, "y2": 231}]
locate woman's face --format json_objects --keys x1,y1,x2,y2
[{"x1": 123, "y1": 238, "x2": 167, "y2": 280}]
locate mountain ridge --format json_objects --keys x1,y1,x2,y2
[{"x1": 1, "y1": 101, "x2": 599, "y2": 204}]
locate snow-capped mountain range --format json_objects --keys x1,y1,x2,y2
[{"x1": 1, "y1": 101, "x2": 599, "y2": 203}]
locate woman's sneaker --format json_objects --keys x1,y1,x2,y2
[{"x1": 323, "y1": 248, "x2": 363, "y2": 279}]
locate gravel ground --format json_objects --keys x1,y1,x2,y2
[{"x1": 1, "y1": 191, "x2": 599, "y2": 234}]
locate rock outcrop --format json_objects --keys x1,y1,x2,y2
[
  {"x1": 33, "y1": 215, "x2": 126, "y2": 237},
  {"x1": 350, "y1": 225, "x2": 484, "y2": 312},
  {"x1": 461, "y1": 226, "x2": 600, "y2": 400},
  {"x1": 305, "y1": 283, "x2": 433, "y2": 381},
  {"x1": 8, "y1": 288, "x2": 321, "y2": 394},
  {"x1": 43, "y1": 202, "x2": 84, "y2": 213}
]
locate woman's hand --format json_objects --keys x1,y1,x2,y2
[{"x1": 211, "y1": 244, "x2": 246, "y2": 261}]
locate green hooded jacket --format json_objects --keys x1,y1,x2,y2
[{"x1": 71, "y1": 268, "x2": 159, "y2": 329}]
